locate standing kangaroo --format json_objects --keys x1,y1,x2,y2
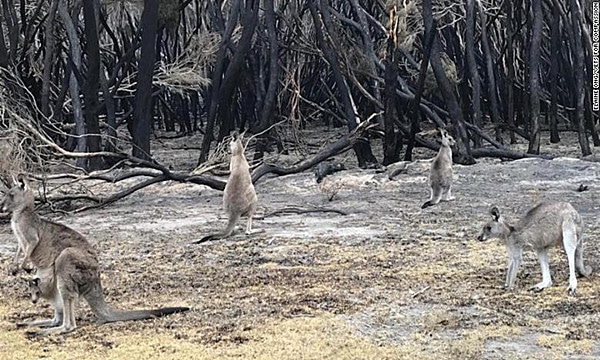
[
  {"x1": 195, "y1": 133, "x2": 258, "y2": 243},
  {"x1": 477, "y1": 202, "x2": 592, "y2": 295},
  {"x1": 2, "y1": 177, "x2": 189, "y2": 335},
  {"x1": 421, "y1": 128, "x2": 455, "y2": 209}
]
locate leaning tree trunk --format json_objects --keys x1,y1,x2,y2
[
  {"x1": 527, "y1": 0, "x2": 543, "y2": 154},
  {"x1": 310, "y1": 0, "x2": 378, "y2": 168},
  {"x1": 130, "y1": 0, "x2": 159, "y2": 160},
  {"x1": 422, "y1": 0, "x2": 474, "y2": 164},
  {"x1": 404, "y1": 24, "x2": 435, "y2": 162},
  {"x1": 198, "y1": 0, "x2": 243, "y2": 164},
  {"x1": 40, "y1": 0, "x2": 59, "y2": 117},
  {"x1": 477, "y1": 0, "x2": 502, "y2": 144},
  {"x1": 58, "y1": 0, "x2": 86, "y2": 168},
  {"x1": 253, "y1": 0, "x2": 280, "y2": 161},
  {"x1": 569, "y1": 0, "x2": 590, "y2": 156},
  {"x1": 215, "y1": 0, "x2": 259, "y2": 142}
]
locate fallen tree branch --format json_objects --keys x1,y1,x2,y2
[
  {"x1": 73, "y1": 175, "x2": 168, "y2": 212},
  {"x1": 254, "y1": 207, "x2": 348, "y2": 220},
  {"x1": 471, "y1": 148, "x2": 555, "y2": 160},
  {"x1": 251, "y1": 114, "x2": 378, "y2": 182}
]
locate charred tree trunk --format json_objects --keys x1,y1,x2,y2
[
  {"x1": 465, "y1": 0, "x2": 481, "y2": 148},
  {"x1": 310, "y1": 0, "x2": 378, "y2": 168},
  {"x1": 100, "y1": 66, "x2": 118, "y2": 154},
  {"x1": 83, "y1": 0, "x2": 104, "y2": 170},
  {"x1": 382, "y1": 56, "x2": 400, "y2": 165},
  {"x1": 569, "y1": 0, "x2": 590, "y2": 155},
  {"x1": 404, "y1": 25, "x2": 435, "y2": 161},
  {"x1": 1, "y1": 0, "x2": 18, "y2": 64},
  {"x1": 257, "y1": 0, "x2": 278, "y2": 131},
  {"x1": 478, "y1": 0, "x2": 502, "y2": 143},
  {"x1": 252, "y1": 0, "x2": 279, "y2": 162},
  {"x1": 348, "y1": 0, "x2": 383, "y2": 128},
  {"x1": 547, "y1": 9, "x2": 560, "y2": 144},
  {"x1": 215, "y1": 0, "x2": 259, "y2": 141},
  {"x1": 40, "y1": 0, "x2": 59, "y2": 117},
  {"x1": 527, "y1": 0, "x2": 542, "y2": 154},
  {"x1": 504, "y1": 0, "x2": 516, "y2": 144},
  {"x1": 130, "y1": 0, "x2": 159, "y2": 160},
  {"x1": 198, "y1": 1, "x2": 239, "y2": 164},
  {"x1": 422, "y1": 0, "x2": 474, "y2": 164},
  {"x1": 58, "y1": 0, "x2": 86, "y2": 168},
  {"x1": 0, "y1": 21, "x2": 7, "y2": 67}
]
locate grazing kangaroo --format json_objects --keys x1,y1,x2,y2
[
  {"x1": 3, "y1": 177, "x2": 189, "y2": 335},
  {"x1": 477, "y1": 202, "x2": 592, "y2": 295},
  {"x1": 421, "y1": 128, "x2": 455, "y2": 209},
  {"x1": 195, "y1": 133, "x2": 258, "y2": 243}
]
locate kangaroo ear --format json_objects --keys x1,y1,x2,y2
[
  {"x1": 16, "y1": 174, "x2": 27, "y2": 190},
  {"x1": 231, "y1": 130, "x2": 240, "y2": 140},
  {"x1": 490, "y1": 206, "x2": 501, "y2": 221}
]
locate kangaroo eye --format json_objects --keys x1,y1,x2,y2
[{"x1": 486, "y1": 226, "x2": 492, "y2": 231}]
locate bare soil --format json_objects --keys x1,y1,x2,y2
[{"x1": 1, "y1": 131, "x2": 600, "y2": 359}]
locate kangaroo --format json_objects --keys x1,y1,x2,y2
[
  {"x1": 194, "y1": 133, "x2": 258, "y2": 243},
  {"x1": 3, "y1": 177, "x2": 189, "y2": 335},
  {"x1": 421, "y1": 128, "x2": 455, "y2": 209},
  {"x1": 477, "y1": 202, "x2": 592, "y2": 295},
  {"x1": 28, "y1": 277, "x2": 43, "y2": 304}
]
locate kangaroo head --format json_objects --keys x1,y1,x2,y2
[
  {"x1": 477, "y1": 205, "x2": 512, "y2": 241},
  {"x1": 1, "y1": 175, "x2": 34, "y2": 213},
  {"x1": 229, "y1": 132, "x2": 244, "y2": 157},
  {"x1": 439, "y1": 129, "x2": 456, "y2": 148},
  {"x1": 28, "y1": 277, "x2": 41, "y2": 304}
]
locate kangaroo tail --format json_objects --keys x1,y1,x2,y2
[
  {"x1": 98, "y1": 307, "x2": 190, "y2": 324},
  {"x1": 85, "y1": 279, "x2": 189, "y2": 324},
  {"x1": 192, "y1": 213, "x2": 240, "y2": 244}
]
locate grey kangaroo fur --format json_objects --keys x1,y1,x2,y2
[
  {"x1": 421, "y1": 128, "x2": 456, "y2": 209},
  {"x1": 2, "y1": 177, "x2": 189, "y2": 335},
  {"x1": 477, "y1": 202, "x2": 592, "y2": 295},
  {"x1": 195, "y1": 133, "x2": 258, "y2": 243}
]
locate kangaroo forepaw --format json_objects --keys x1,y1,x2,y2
[{"x1": 567, "y1": 286, "x2": 577, "y2": 296}]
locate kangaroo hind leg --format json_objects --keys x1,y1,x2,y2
[{"x1": 562, "y1": 220, "x2": 579, "y2": 296}]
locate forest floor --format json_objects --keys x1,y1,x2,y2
[{"x1": 2, "y1": 130, "x2": 600, "y2": 359}]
